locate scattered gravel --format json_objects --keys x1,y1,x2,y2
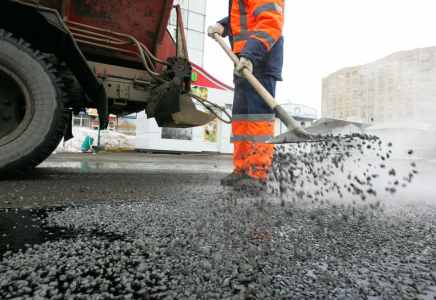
[
  {"x1": 1, "y1": 198, "x2": 435, "y2": 299},
  {"x1": 0, "y1": 135, "x2": 435, "y2": 299}
]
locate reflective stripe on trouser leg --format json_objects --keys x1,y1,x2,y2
[
  {"x1": 232, "y1": 77, "x2": 249, "y2": 175},
  {"x1": 245, "y1": 76, "x2": 276, "y2": 180},
  {"x1": 232, "y1": 75, "x2": 277, "y2": 178}
]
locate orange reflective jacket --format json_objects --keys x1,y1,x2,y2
[{"x1": 231, "y1": 0, "x2": 284, "y2": 54}]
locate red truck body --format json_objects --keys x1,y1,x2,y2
[
  {"x1": 19, "y1": 0, "x2": 177, "y2": 72},
  {"x1": 0, "y1": 0, "x2": 213, "y2": 174}
]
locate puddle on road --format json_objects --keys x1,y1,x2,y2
[
  {"x1": 39, "y1": 160, "x2": 232, "y2": 172},
  {"x1": 0, "y1": 206, "x2": 125, "y2": 256},
  {"x1": 0, "y1": 207, "x2": 66, "y2": 255},
  {"x1": 0, "y1": 205, "x2": 154, "y2": 299},
  {"x1": 39, "y1": 161, "x2": 119, "y2": 169}
]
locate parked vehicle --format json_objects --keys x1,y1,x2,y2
[{"x1": 0, "y1": 0, "x2": 215, "y2": 174}]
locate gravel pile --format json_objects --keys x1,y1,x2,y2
[
  {"x1": 1, "y1": 135, "x2": 435, "y2": 299},
  {"x1": 1, "y1": 198, "x2": 435, "y2": 299}
]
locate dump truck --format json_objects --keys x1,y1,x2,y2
[{"x1": 0, "y1": 0, "x2": 217, "y2": 175}]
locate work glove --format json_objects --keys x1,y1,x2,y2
[
  {"x1": 233, "y1": 57, "x2": 253, "y2": 77},
  {"x1": 207, "y1": 23, "x2": 225, "y2": 38}
]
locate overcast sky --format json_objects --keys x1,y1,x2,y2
[{"x1": 203, "y1": 0, "x2": 436, "y2": 116}]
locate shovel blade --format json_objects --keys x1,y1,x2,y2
[{"x1": 267, "y1": 119, "x2": 362, "y2": 144}]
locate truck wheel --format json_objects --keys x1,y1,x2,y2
[{"x1": 0, "y1": 29, "x2": 68, "y2": 176}]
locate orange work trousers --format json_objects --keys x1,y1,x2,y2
[{"x1": 232, "y1": 75, "x2": 276, "y2": 180}]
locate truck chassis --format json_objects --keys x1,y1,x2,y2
[{"x1": 0, "y1": 0, "x2": 216, "y2": 175}]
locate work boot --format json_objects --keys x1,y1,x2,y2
[
  {"x1": 220, "y1": 172, "x2": 246, "y2": 186},
  {"x1": 235, "y1": 176, "x2": 267, "y2": 196}
]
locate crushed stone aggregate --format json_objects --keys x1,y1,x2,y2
[{"x1": 0, "y1": 136, "x2": 436, "y2": 299}]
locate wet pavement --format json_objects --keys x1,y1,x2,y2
[
  {"x1": 0, "y1": 152, "x2": 234, "y2": 208},
  {"x1": 0, "y1": 151, "x2": 435, "y2": 299},
  {"x1": 1, "y1": 152, "x2": 435, "y2": 209}
]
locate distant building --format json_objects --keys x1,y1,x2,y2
[
  {"x1": 72, "y1": 110, "x2": 137, "y2": 135},
  {"x1": 273, "y1": 104, "x2": 318, "y2": 154},
  {"x1": 275, "y1": 104, "x2": 317, "y2": 134},
  {"x1": 321, "y1": 47, "x2": 436, "y2": 152}
]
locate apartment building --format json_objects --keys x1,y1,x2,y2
[{"x1": 321, "y1": 47, "x2": 436, "y2": 150}]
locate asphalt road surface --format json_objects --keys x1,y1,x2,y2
[
  {"x1": 0, "y1": 152, "x2": 234, "y2": 208},
  {"x1": 0, "y1": 152, "x2": 435, "y2": 299},
  {"x1": 1, "y1": 152, "x2": 435, "y2": 209}
]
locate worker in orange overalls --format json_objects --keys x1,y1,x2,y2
[{"x1": 208, "y1": 0, "x2": 284, "y2": 188}]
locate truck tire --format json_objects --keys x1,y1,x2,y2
[{"x1": 0, "y1": 29, "x2": 68, "y2": 176}]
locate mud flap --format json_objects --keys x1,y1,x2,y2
[{"x1": 64, "y1": 109, "x2": 74, "y2": 142}]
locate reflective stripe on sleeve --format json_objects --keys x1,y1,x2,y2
[
  {"x1": 234, "y1": 31, "x2": 253, "y2": 43},
  {"x1": 234, "y1": 30, "x2": 276, "y2": 49},
  {"x1": 252, "y1": 30, "x2": 276, "y2": 49},
  {"x1": 253, "y1": 2, "x2": 283, "y2": 19}
]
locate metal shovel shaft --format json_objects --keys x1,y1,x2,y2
[{"x1": 212, "y1": 33, "x2": 301, "y2": 131}]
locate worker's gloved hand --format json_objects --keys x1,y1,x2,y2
[
  {"x1": 207, "y1": 23, "x2": 225, "y2": 38},
  {"x1": 233, "y1": 57, "x2": 253, "y2": 77}
]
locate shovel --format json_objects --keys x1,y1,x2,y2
[{"x1": 212, "y1": 33, "x2": 360, "y2": 143}]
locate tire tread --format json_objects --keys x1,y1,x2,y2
[{"x1": 0, "y1": 30, "x2": 69, "y2": 177}]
